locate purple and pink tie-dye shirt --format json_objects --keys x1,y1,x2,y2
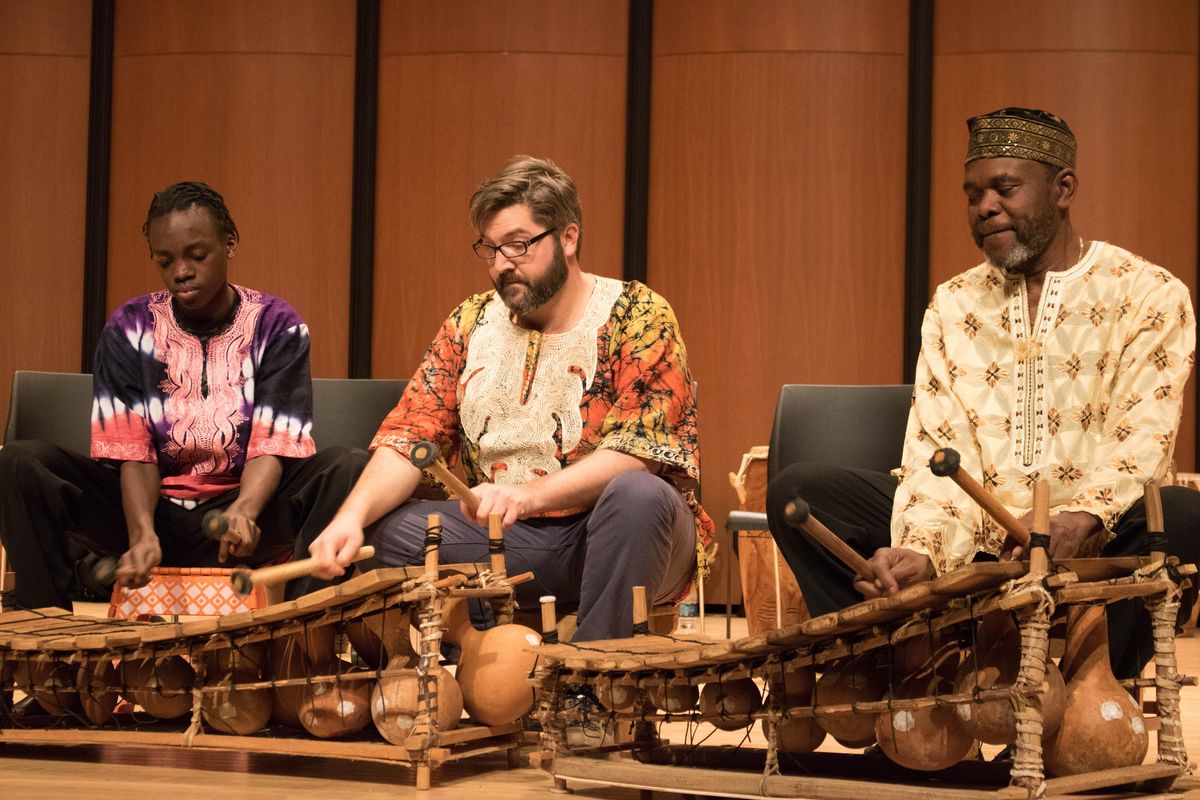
[{"x1": 90, "y1": 284, "x2": 316, "y2": 501}]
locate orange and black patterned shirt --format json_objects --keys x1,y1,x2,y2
[{"x1": 372, "y1": 276, "x2": 712, "y2": 544}]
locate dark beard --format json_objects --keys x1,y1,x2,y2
[{"x1": 494, "y1": 241, "x2": 569, "y2": 315}]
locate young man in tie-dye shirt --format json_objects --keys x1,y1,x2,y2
[
  {"x1": 0, "y1": 183, "x2": 365, "y2": 611},
  {"x1": 309, "y1": 157, "x2": 712, "y2": 643}
]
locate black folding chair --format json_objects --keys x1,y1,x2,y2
[{"x1": 723, "y1": 384, "x2": 913, "y2": 635}]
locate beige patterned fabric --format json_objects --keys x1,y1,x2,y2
[
  {"x1": 892, "y1": 241, "x2": 1197, "y2": 574},
  {"x1": 460, "y1": 276, "x2": 624, "y2": 485}
]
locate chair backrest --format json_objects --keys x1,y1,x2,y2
[
  {"x1": 766, "y1": 384, "x2": 914, "y2": 479},
  {"x1": 4, "y1": 372, "x2": 409, "y2": 455},
  {"x1": 4, "y1": 371, "x2": 94, "y2": 453},
  {"x1": 310, "y1": 378, "x2": 409, "y2": 451}
]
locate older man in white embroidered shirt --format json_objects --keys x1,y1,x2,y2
[{"x1": 766, "y1": 108, "x2": 1200, "y2": 680}]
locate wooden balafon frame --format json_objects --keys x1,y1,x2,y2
[
  {"x1": 0, "y1": 513, "x2": 536, "y2": 791},
  {"x1": 531, "y1": 451, "x2": 1196, "y2": 799}
]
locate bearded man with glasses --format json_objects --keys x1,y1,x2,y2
[{"x1": 309, "y1": 156, "x2": 711, "y2": 643}]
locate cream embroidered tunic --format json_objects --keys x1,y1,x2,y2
[
  {"x1": 893, "y1": 241, "x2": 1196, "y2": 574},
  {"x1": 459, "y1": 277, "x2": 624, "y2": 484}
]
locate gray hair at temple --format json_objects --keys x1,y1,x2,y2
[{"x1": 469, "y1": 156, "x2": 584, "y2": 258}]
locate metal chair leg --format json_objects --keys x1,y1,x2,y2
[
  {"x1": 772, "y1": 539, "x2": 783, "y2": 629},
  {"x1": 725, "y1": 529, "x2": 733, "y2": 638}
]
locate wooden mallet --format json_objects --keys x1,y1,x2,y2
[
  {"x1": 229, "y1": 546, "x2": 376, "y2": 596},
  {"x1": 929, "y1": 447, "x2": 1031, "y2": 547},
  {"x1": 487, "y1": 512, "x2": 507, "y2": 575},
  {"x1": 90, "y1": 556, "x2": 119, "y2": 588},
  {"x1": 540, "y1": 595, "x2": 559, "y2": 645},
  {"x1": 783, "y1": 497, "x2": 874, "y2": 579},
  {"x1": 409, "y1": 440, "x2": 480, "y2": 516},
  {"x1": 201, "y1": 510, "x2": 228, "y2": 540},
  {"x1": 1030, "y1": 479, "x2": 1051, "y2": 575},
  {"x1": 1144, "y1": 479, "x2": 1166, "y2": 563},
  {"x1": 632, "y1": 585, "x2": 649, "y2": 636}
]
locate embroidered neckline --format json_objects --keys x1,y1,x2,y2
[
  {"x1": 173, "y1": 284, "x2": 241, "y2": 341},
  {"x1": 504, "y1": 273, "x2": 602, "y2": 338},
  {"x1": 1000, "y1": 239, "x2": 1102, "y2": 286},
  {"x1": 460, "y1": 276, "x2": 625, "y2": 484}
]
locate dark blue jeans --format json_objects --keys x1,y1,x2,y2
[{"x1": 366, "y1": 471, "x2": 697, "y2": 642}]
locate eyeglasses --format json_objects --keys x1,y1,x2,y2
[{"x1": 472, "y1": 228, "x2": 556, "y2": 261}]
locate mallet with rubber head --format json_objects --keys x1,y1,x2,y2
[
  {"x1": 783, "y1": 496, "x2": 874, "y2": 578},
  {"x1": 929, "y1": 447, "x2": 1030, "y2": 547},
  {"x1": 409, "y1": 440, "x2": 480, "y2": 516},
  {"x1": 229, "y1": 546, "x2": 376, "y2": 596}
]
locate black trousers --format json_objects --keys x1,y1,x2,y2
[
  {"x1": 0, "y1": 440, "x2": 368, "y2": 610},
  {"x1": 766, "y1": 461, "x2": 1200, "y2": 679}
]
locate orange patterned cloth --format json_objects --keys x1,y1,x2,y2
[
  {"x1": 894, "y1": 242, "x2": 1197, "y2": 574},
  {"x1": 372, "y1": 276, "x2": 713, "y2": 545},
  {"x1": 108, "y1": 567, "x2": 268, "y2": 619}
]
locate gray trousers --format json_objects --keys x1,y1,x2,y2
[{"x1": 366, "y1": 471, "x2": 697, "y2": 642}]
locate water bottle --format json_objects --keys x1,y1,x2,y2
[{"x1": 678, "y1": 593, "x2": 699, "y2": 633}]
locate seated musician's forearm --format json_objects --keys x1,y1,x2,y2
[
  {"x1": 226, "y1": 455, "x2": 283, "y2": 519},
  {"x1": 119, "y1": 460, "x2": 161, "y2": 544}
]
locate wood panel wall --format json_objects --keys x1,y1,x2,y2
[
  {"x1": 649, "y1": 0, "x2": 911, "y2": 601},
  {"x1": 0, "y1": 0, "x2": 91, "y2": 430},
  {"x1": 3, "y1": 1, "x2": 1199, "y2": 606},
  {"x1": 931, "y1": 0, "x2": 1200, "y2": 470},
  {"x1": 105, "y1": 0, "x2": 355, "y2": 378},
  {"x1": 371, "y1": 0, "x2": 629, "y2": 379}
]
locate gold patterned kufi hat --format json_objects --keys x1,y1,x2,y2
[{"x1": 965, "y1": 107, "x2": 1076, "y2": 170}]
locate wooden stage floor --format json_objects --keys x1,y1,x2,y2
[{"x1": 3, "y1": 608, "x2": 1200, "y2": 799}]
